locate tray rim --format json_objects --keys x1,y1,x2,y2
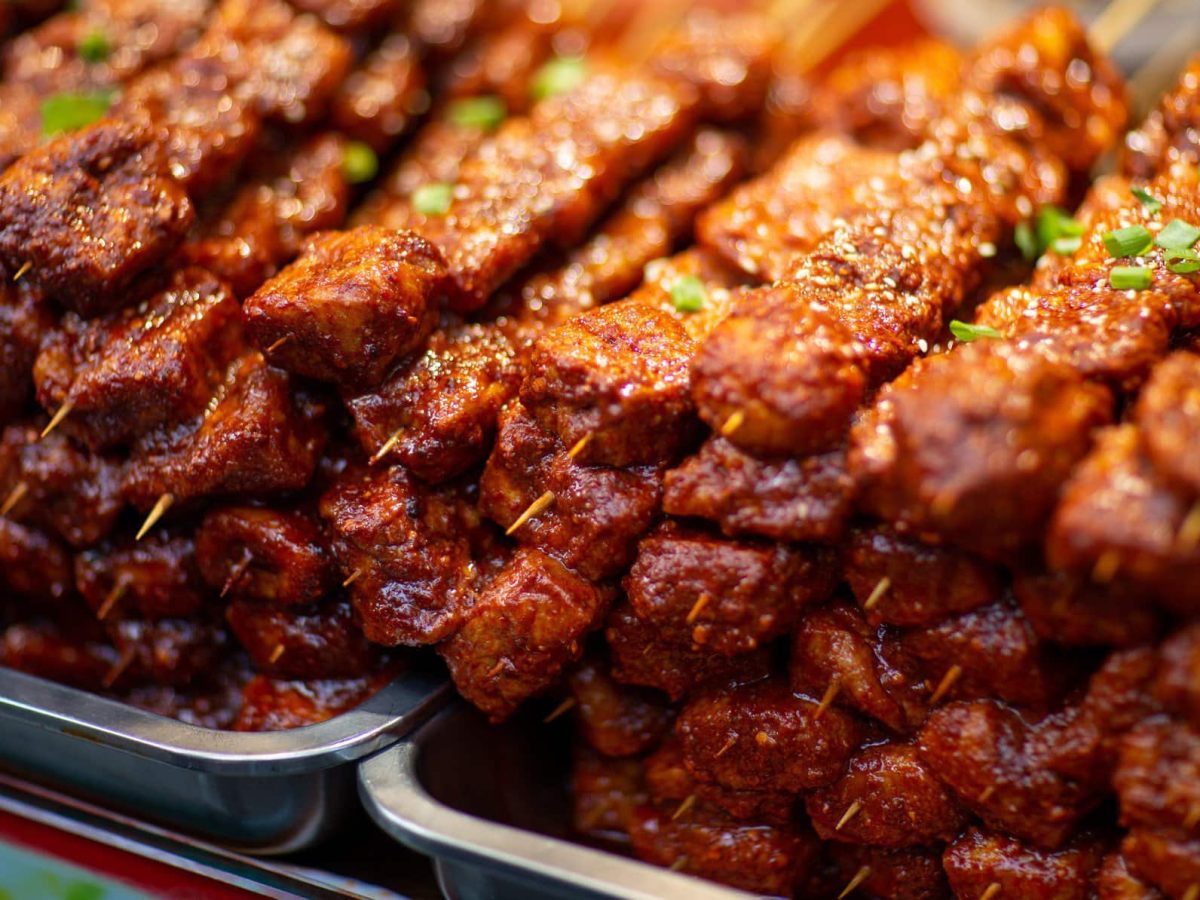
[
  {"x1": 0, "y1": 664, "x2": 451, "y2": 776},
  {"x1": 357, "y1": 704, "x2": 751, "y2": 900}
]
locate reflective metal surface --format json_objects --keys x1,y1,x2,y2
[
  {"x1": 0, "y1": 665, "x2": 449, "y2": 854},
  {"x1": 359, "y1": 703, "x2": 750, "y2": 900}
]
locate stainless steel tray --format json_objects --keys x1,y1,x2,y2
[
  {"x1": 0, "y1": 664, "x2": 449, "y2": 855},
  {"x1": 358, "y1": 703, "x2": 750, "y2": 900}
]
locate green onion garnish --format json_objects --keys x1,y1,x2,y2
[
  {"x1": 531, "y1": 56, "x2": 586, "y2": 101},
  {"x1": 1103, "y1": 224, "x2": 1154, "y2": 258},
  {"x1": 949, "y1": 320, "x2": 1001, "y2": 342},
  {"x1": 670, "y1": 275, "x2": 707, "y2": 313},
  {"x1": 1131, "y1": 187, "x2": 1162, "y2": 214},
  {"x1": 412, "y1": 182, "x2": 454, "y2": 216},
  {"x1": 341, "y1": 141, "x2": 378, "y2": 185},
  {"x1": 448, "y1": 95, "x2": 507, "y2": 132},
  {"x1": 40, "y1": 90, "x2": 114, "y2": 136},
  {"x1": 1051, "y1": 236, "x2": 1082, "y2": 256},
  {"x1": 1166, "y1": 249, "x2": 1200, "y2": 275},
  {"x1": 1155, "y1": 219, "x2": 1200, "y2": 251},
  {"x1": 1110, "y1": 265, "x2": 1153, "y2": 290},
  {"x1": 78, "y1": 29, "x2": 111, "y2": 63},
  {"x1": 1015, "y1": 221, "x2": 1039, "y2": 263},
  {"x1": 1017, "y1": 206, "x2": 1083, "y2": 262}
]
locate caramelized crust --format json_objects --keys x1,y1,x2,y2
[
  {"x1": 567, "y1": 656, "x2": 673, "y2": 758},
  {"x1": 76, "y1": 530, "x2": 208, "y2": 621},
  {"x1": 195, "y1": 505, "x2": 334, "y2": 607},
  {"x1": 347, "y1": 321, "x2": 522, "y2": 483},
  {"x1": 226, "y1": 600, "x2": 377, "y2": 679},
  {"x1": 438, "y1": 548, "x2": 611, "y2": 722},
  {"x1": 624, "y1": 522, "x2": 837, "y2": 655},
  {"x1": 663, "y1": 438, "x2": 854, "y2": 544},
  {"x1": 943, "y1": 829, "x2": 1106, "y2": 900},
  {"x1": 677, "y1": 678, "x2": 863, "y2": 793},
  {"x1": 805, "y1": 742, "x2": 967, "y2": 847},
  {"x1": 0, "y1": 121, "x2": 193, "y2": 316},
  {"x1": 35, "y1": 268, "x2": 242, "y2": 450}
]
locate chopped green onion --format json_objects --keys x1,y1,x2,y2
[
  {"x1": 341, "y1": 141, "x2": 378, "y2": 184},
  {"x1": 413, "y1": 182, "x2": 454, "y2": 216},
  {"x1": 448, "y1": 95, "x2": 507, "y2": 131},
  {"x1": 78, "y1": 29, "x2": 111, "y2": 63},
  {"x1": 1103, "y1": 224, "x2": 1154, "y2": 258},
  {"x1": 949, "y1": 320, "x2": 1001, "y2": 343},
  {"x1": 670, "y1": 275, "x2": 707, "y2": 313},
  {"x1": 1015, "y1": 220, "x2": 1039, "y2": 263},
  {"x1": 1155, "y1": 219, "x2": 1200, "y2": 251},
  {"x1": 531, "y1": 56, "x2": 586, "y2": 101},
  {"x1": 1110, "y1": 265, "x2": 1153, "y2": 291},
  {"x1": 40, "y1": 90, "x2": 114, "y2": 136},
  {"x1": 1131, "y1": 187, "x2": 1162, "y2": 214},
  {"x1": 1166, "y1": 248, "x2": 1200, "y2": 275},
  {"x1": 1017, "y1": 205, "x2": 1083, "y2": 263},
  {"x1": 1051, "y1": 236, "x2": 1082, "y2": 256}
]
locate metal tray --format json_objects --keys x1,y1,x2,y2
[
  {"x1": 0, "y1": 663, "x2": 449, "y2": 855},
  {"x1": 358, "y1": 702, "x2": 750, "y2": 900}
]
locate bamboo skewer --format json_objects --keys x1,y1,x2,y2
[
  {"x1": 135, "y1": 494, "x2": 173, "y2": 541},
  {"x1": 0, "y1": 481, "x2": 27, "y2": 517}
]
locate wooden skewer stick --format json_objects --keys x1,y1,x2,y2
[
  {"x1": 11, "y1": 261, "x2": 31, "y2": 282},
  {"x1": 543, "y1": 696, "x2": 576, "y2": 723},
  {"x1": 265, "y1": 336, "x2": 290, "y2": 354},
  {"x1": 486, "y1": 659, "x2": 507, "y2": 679},
  {"x1": 929, "y1": 664, "x2": 964, "y2": 706},
  {"x1": 835, "y1": 800, "x2": 863, "y2": 831},
  {"x1": 342, "y1": 567, "x2": 364, "y2": 588},
  {"x1": 978, "y1": 785, "x2": 996, "y2": 803},
  {"x1": 268, "y1": 644, "x2": 286, "y2": 664},
  {"x1": 566, "y1": 432, "x2": 593, "y2": 460},
  {"x1": 102, "y1": 645, "x2": 136, "y2": 689},
  {"x1": 1177, "y1": 502, "x2": 1200, "y2": 552},
  {"x1": 1184, "y1": 801, "x2": 1200, "y2": 830},
  {"x1": 506, "y1": 490, "x2": 555, "y2": 536},
  {"x1": 978, "y1": 883, "x2": 1002, "y2": 900},
  {"x1": 667, "y1": 856, "x2": 688, "y2": 873},
  {"x1": 40, "y1": 401, "x2": 73, "y2": 439},
  {"x1": 135, "y1": 493, "x2": 173, "y2": 541},
  {"x1": 220, "y1": 550, "x2": 254, "y2": 599},
  {"x1": 815, "y1": 677, "x2": 840, "y2": 720},
  {"x1": 95, "y1": 578, "x2": 127, "y2": 621},
  {"x1": 1182, "y1": 884, "x2": 1199, "y2": 900},
  {"x1": 713, "y1": 734, "x2": 737, "y2": 759},
  {"x1": 863, "y1": 576, "x2": 891, "y2": 611},
  {"x1": 838, "y1": 865, "x2": 871, "y2": 900},
  {"x1": 371, "y1": 429, "x2": 403, "y2": 465},
  {"x1": 1089, "y1": 0, "x2": 1165, "y2": 53},
  {"x1": 1092, "y1": 550, "x2": 1121, "y2": 584},
  {"x1": 671, "y1": 794, "x2": 696, "y2": 821},
  {"x1": 685, "y1": 593, "x2": 710, "y2": 625},
  {"x1": 719, "y1": 410, "x2": 745, "y2": 437},
  {"x1": 0, "y1": 480, "x2": 28, "y2": 517}
]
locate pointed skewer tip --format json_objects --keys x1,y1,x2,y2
[{"x1": 135, "y1": 494, "x2": 173, "y2": 541}]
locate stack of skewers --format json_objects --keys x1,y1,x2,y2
[{"x1": 0, "y1": 0, "x2": 1198, "y2": 896}]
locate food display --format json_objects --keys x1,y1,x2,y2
[{"x1": 1, "y1": 0, "x2": 1198, "y2": 896}]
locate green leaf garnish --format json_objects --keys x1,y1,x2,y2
[
  {"x1": 1165, "y1": 248, "x2": 1200, "y2": 275},
  {"x1": 1110, "y1": 265, "x2": 1153, "y2": 290},
  {"x1": 1131, "y1": 186, "x2": 1162, "y2": 214},
  {"x1": 670, "y1": 275, "x2": 707, "y2": 313},
  {"x1": 531, "y1": 56, "x2": 586, "y2": 101},
  {"x1": 40, "y1": 90, "x2": 114, "y2": 136},
  {"x1": 447, "y1": 95, "x2": 507, "y2": 132},
  {"x1": 78, "y1": 29, "x2": 111, "y2": 63},
  {"x1": 1103, "y1": 224, "x2": 1153, "y2": 258},
  {"x1": 949, "y1": 320, "x2": 1001, "y2": 342},
  {"x1": 1155, "y1": 219, "x2": 1200, "y2": 252},
  {"x1": 341, "y1": 141, "x2": 378, "y2": 185},
  {"x1": 412, "y1": 182, "x2": 454, "y2": 216}
]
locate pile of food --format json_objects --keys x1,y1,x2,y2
[{"x1": 1, "y1": 0, "x2": 1198, "y2": 895}]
